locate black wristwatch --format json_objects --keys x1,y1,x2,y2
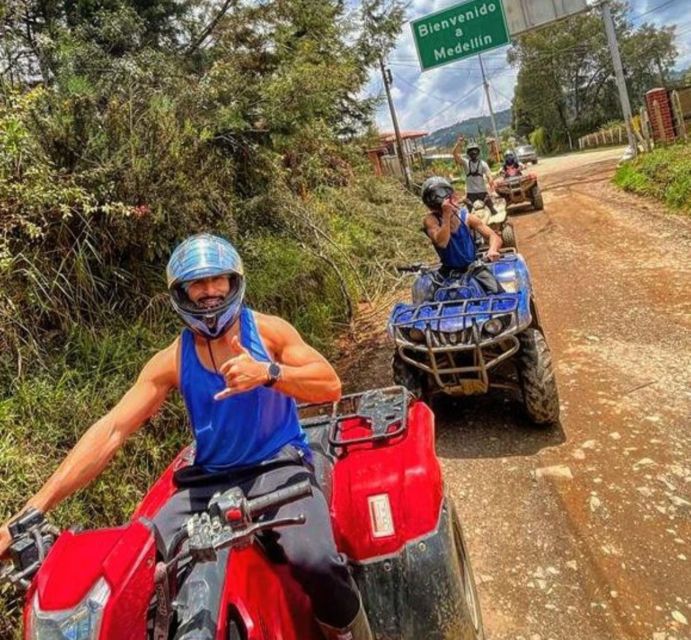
[{"x1": 264, "y1": 362, "x2": 282, "y2": 388}]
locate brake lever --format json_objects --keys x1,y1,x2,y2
[
  {"x1": 0, "y1": 558, "x2": 38, "y2": 591},
  {"x1": 213, "y1": 515, "x2": 306, "y2": 552}
]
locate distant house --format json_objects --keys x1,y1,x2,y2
[{"x1": 366, "y1": 130, "x2": 428, "y2": 178}]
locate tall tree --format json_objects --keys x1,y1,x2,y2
[{"x1": 509, "y1": 1, "x2": 677, "y2": 152}]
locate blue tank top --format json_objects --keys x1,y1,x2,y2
[
  {"x1": 432, "y1": 208, "x2": 476, "y2": 269},
  {"x1": 179, "y1": 307, "x2": 309, "y2": 472}
]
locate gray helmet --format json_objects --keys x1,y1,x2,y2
[
  {"x1": 466, "y1": 142, "x2": 480, "y2": 153},
  {"x1": 421, "y1": 176, "x2": 454, "y2": 209}
]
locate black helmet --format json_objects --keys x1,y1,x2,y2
[
  {"x1": 504, "y1": 150, "x2": 516, "y2": 162},
  {"x1": 466, "y1": 142, "x2": 481, "y2": 158},
  {"x1": 421, "y1": 176, "x2": 454, "y2": 209}
]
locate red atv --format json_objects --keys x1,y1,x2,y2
[
  {"x1": 2, "y1": 387, "x2": 484, "y2": 639},
  {"x1": 494, "y1": 165, "x2": 544, "y2": 211}
]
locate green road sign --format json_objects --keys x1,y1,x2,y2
[{"x1": 411, "y1": 0, "x2": 510, "y2": 71}]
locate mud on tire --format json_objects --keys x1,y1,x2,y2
[
  {"x1": 530, "y1": 185, "x2": 544, "y2": 210},
  {"x1": 501, "y1": 223, "x2": 517, "y2": 248},
  {"x1": 516, "y1": 328, "x2": 560, "y2": 425}
]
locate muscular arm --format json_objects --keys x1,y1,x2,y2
[
  {"x1": 467, "y1": 213, "x2": 502, "y2": 257},
  {"x1": 261, "y1": 316, "x2": 342, "y2": 404},
  {"x1": 22, "y1": 344, "x2": 178, "y2": 515},
  {"x1": 452, "y1": 137, "x2": 466, "y2": 169},
  {"x1": 424, "y1": 198, "x2": 456, "y2": 249}
]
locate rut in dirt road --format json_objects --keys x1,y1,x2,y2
[{"x1": 339, "y1": 151, "x2": 691, "y2": 640}]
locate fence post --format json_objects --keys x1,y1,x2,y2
[
  {"x1": 671, "y1": 90, "x2": 688, "y2": 142},
  {"x1": 640, "y1": 106, "x2": 652, "y2": 151}
]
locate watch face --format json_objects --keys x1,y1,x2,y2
[{"x1": 268, "y1": 362, "x2": 281, "y2": 380}]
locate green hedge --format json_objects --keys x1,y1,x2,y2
[{"x1": 614, "y1": 143, "x2": 691, "y2": 214}]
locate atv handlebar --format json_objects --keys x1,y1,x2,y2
[
  {"x1": 182, "y1": 480, "x2": 313, "y2": 563},
  {"x1": 0, "y1": 509, "x2": 61, "y2": 591},
  {"x1": 247, "y1": 480, "x2": 313, "y2": 518},
  {"x1": 396, "y1": 263, "x2": 425, "y2": 273},
  {"x1": 397, "y1": 253, "x2": 502, "y2": 275}
]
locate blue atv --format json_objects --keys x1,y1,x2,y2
[{"x1": 388, "y1": 250, "x2": 560, "y2": 425}]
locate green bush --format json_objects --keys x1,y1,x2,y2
[
  {"x1": 0, "y1": 0, "x2": 414, "y2": 632},
  {"x1": 529, "y1": 127, "x2": 546, "y2": 154},
  {"x1": 614, "y1": 144, "x2": 691, "y2": 214}
]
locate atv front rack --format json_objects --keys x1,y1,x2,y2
[
  {"x1": 391, "y1": 295, "x2": 522, "y2": 393},
  {"x1": 298, "y1": 387, "x2": 409, "y2": 448},
  {"x1": 391, "y1": 293, "x2": 519, "y2": 336}
]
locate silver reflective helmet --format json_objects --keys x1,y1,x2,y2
[
  {"x1": 421, "y1": 176, "x2": 454, "y2": 209},
  {"x1": 166, "y1": 234, "x2": 246, "y2": 339}
]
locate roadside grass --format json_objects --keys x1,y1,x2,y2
[{"x1": 614, "y1": 143, "x2": 691, "y2": 215}]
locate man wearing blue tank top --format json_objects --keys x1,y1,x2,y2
[
  {"x1": 421, "y1": 176, "x2": 502, "y2": 275},
  {"x1": 0, "y1": 234, "x2": 372, "y2": 640}
]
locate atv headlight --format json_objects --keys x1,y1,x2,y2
[
  {"x1": 30, "y1": 577, "x2": 110, "y2": 640},
  {"x1": 408, "y1": 328, "x2": 425, "y2": 343},
  {"x1": 483, "y1": 317, "x2": 506, "y2": 336}
]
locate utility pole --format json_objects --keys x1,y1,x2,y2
[
  {"x1": 379, "y1": 57, "x2": 411, "y2": 190},
  {"x1": 601, "y1": 0, "x2": 637, "y2": 156},
  {"x1": 478, "y1": 53, "x2": 500, "y2": 160},
  {"x1": 655, "y1": 56, "x2": 666, "y2": 86}
]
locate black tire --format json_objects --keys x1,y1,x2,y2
[
  {"x1": 452, "y1": 506, "x2": 485, "y2": 640},
  {"x1": 392, "y1": 352, "x2": 425, "y2": 400},
  {"x1": 530, "y1": 185, "x2": 544, "y2": 210},
  {"x1": 228, "y1": 620, "x2": 243, "y2": 640},
  {"x1": 516, "y1": 328, "x2": 560, "y2": 425},
  {"x1": 500, "y1": 223, "x2": 517, "y2": 248},
  {"x1": 533, "y1": 159, "x2": 538, "y2": 165},
  {"x1": 529, "y1": 297, "x2": 543, "y2": 330}
]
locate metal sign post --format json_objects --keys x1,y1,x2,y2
[{"x1": 411, "y1": 0, "x2": 510, "y2": 71}]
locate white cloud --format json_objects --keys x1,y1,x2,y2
[{"x1": 368, "y1": 0, "x2": 691, "y2": 133}]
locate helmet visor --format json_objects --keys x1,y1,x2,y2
[
  {"x1": 427, "y1": 185, "x2": 454, "y2": 208},
  {"x1": 172, "y1": 274, "x2": 240, "y2": 316}
]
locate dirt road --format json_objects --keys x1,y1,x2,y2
[{"x1": 339, "y1": 148, "x2": 691, "y2": 640}]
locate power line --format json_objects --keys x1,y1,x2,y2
[
  {"x1": 394, "y1": 73, "x2": 457, "y2": 104},
  {"x1": 416, "y1": 83, "x2": 485, "y2": 130},
  {"x1": 388, "y1": 61, "x2": 512, "y2": 73},
  {"x1": 415, "y1": 65, "x2": 515, "y2": 130},
  {"x1": 630, "y1": 0, "x2": 678, "y2": 23},
  {"x1": 491, "y1": 82, "x2": 514, "y2": 106}
]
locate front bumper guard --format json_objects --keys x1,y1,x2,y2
[{"x1": 391, "y1": 295, "x2": 523, "y2": 394}]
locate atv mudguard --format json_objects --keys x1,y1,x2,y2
[
  {"x1": 301, "y1": 389, "x2": 478, "y2": 639},
  {"x1": 353, "y1": 498, "x2": 477, "y2": 639}
]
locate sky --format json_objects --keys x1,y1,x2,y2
[{"x1": 364, "y1": 0, "x2": 691, "y2": 133}]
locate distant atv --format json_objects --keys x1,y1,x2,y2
[
  {"x1": 494, "y1": 165, "x2": 543, "y2": 211},
  {"x1": 470, "y1": 199, "x2": 516, "y2": 249},
  {"x1": 389, "y1": 251, "x2": 560, "y2": 426}
]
